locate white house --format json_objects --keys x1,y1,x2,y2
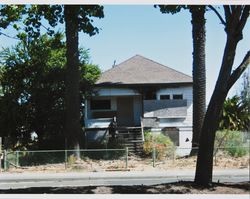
[{"x1": 85, "y1": 55, "x2": 193, "y2": 156}]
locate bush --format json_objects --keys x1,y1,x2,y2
[
  {"x1": 143, "y1": 131, "x2": 175, "y2": 159},
  {"x1": 215, "y1": 130, "x2": 248, "y2": 157},
  {"x1": 226, "y1": 145, "x2": 247, "y2": 157}
]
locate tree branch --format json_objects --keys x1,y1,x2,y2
[
  {"x1": 227, "y1": 51, "x2": 250, "y2": 91},
  {"x1": 223, "y1": 5, "x2": 231, "y2": 23},
  {"x1": 0, "y1": 31, "x2": 19, "y2": 40},
  {"x1": 208, "y1": 5, "x2": 226, "y2": 26},
  {"x1": 238, "y1": 5, "x2": 250, "y2": 33}
]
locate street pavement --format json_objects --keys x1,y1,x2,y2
[{"x1": 0, "y1": 169, "x2": 249, "y2": 189}]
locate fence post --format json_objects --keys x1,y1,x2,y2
[
  {"x1": 125, "y1": 147, "x2": 128, "y2": 169},
  {"x1": 4, "y1": 150, "x2": 7, "y2": 171},
  {"x1": 152, "y1": 146, "x2": 156, "y2": 167},
  {"x1": 214, "y1": 147, "x2": 217, "y2": 166},
  {"x1": 16, "y1": 151, "x2": 19, "y2": 167},
  {"x1": 65, "y1": 149, "x2": 68, "y2": 169},
  {"x1": 172, "y1": 146, "x2": 175, "y2": 164}
]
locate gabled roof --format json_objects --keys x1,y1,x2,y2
[{"x1": 96, "y1": 55, "x2": 192, "y2": 85}]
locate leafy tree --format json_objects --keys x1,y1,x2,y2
[
  {"x1": 0, "y1": 34, "x2": 101, "y2": 150},
  {"x1": 155, "y1": 5, "x2": 206, "y2": 154},
  {"x1": 240, "y1": 69, "x2": 250, "y2": 113},
  {"x1": 0, "y1": 5, "x2": 104, "y2": 154},
  {"x1": 195, "y1": 5, "x2": 249, "y2": 186}
]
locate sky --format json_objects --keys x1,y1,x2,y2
[
  {"x1": 0, "y1": 5, "x2": 249, "y2": 103},
  {"x1": 80, "y1": 5, "x2": 250, "y2": 103}
]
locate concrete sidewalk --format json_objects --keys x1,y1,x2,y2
[{"x1": 0, "y1": 169, "x2": 249, "y2": 189}]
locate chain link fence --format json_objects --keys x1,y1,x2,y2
[{"x1": 1, "y1": 145, "x2": 249, "y2": 172}]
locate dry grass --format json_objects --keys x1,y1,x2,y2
[{"x1": 6, "y1": 153, "x2": 249, "y2": 173}]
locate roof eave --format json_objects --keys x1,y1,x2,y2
[{"x1": 95, "y1": 81, "x2": 193, "y2": 88}]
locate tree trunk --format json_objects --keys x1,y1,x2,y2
[
  {"x1": 190, "y1": 6, "x2": 206, "y2": 155},
  {"x1": 195, "y1": 34, "x2": 239, "y2": 186},
  {"x1": 64, "y1": 5, "x2": 81, "y2": 158}
]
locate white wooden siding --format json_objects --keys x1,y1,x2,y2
[
  {"x1": 157, "y1": 86, "x2": 193, "y2": 126},
  {"x1": 94, "y1": 88, "x2": 140, "y2": 96}
]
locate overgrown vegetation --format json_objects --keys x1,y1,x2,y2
[
  {"x1": 143, "y1": 131, "x2": 175, "y2": 159},
  {"x1": 219, "y1": 95, "x2": 250, "y2": 131},
  {"x1": 215, "y1": 130, "x2": 248, "y2": 157},
  {"x1": 0, "y1": 34, "x2": 101, "y2": 150}
]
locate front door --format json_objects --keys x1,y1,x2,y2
[{"x1": 116, "y1": 97, "x2": 134, "y2": 126}]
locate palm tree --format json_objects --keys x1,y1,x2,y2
[
  {"x1": 189, "y1": 6, "x2": 206, "y2": 155},
  {"x1": 156, "y1": 5, "x2": 206, "y2": 155},
  {"x1": 219, "y1": 95, "x2": 249, "y2": 131}
]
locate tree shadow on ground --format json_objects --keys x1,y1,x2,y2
[{"x1": 0, "y1": 181, "x2": 249, "y2": 194}]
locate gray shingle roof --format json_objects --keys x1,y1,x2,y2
[{"x1": 96, "y1": 55, "x2": 192, "y2": 85}]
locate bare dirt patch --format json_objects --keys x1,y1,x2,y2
[
  {"x1": 1, "y1": 153, "x2": 249, "y2": 194},
  {"x1": 6, "y1": 153, "x2": 249, "y2": 173}
]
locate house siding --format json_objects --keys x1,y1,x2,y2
[
  {"x1": 95, "y1": 88, "x2": 140, "y2": 96},
  {"x1": 157, "y1": 86, "x2": 193, "y2": 126}
]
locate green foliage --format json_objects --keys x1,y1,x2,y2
[
  {"x1": 0, "y1": 5, "x2": 104, "y2": 39},
  {"x1": 215, "y1": 130, "x2": 248, "y2": 157},
  {"x1": 143, "y1": 131, "x2": 175, "y2": 159},
  {"x1": 154, "y1": 5, "x2": 188, "y2": 14},
  {"x1": 0, "y1": 34, "x2": 101, "y2": 150},
  {"x1": 219, "y1": 95, "x2": 250, "y2": 131},
  {"x1": 0, "y1": 5, "x2": 25, "y2": 29},
  {"x1": 240, "y1": 70, "x2": 250, "y2": 115}
]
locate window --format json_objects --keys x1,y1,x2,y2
[
  {"x1": 144, "y1": 90, "x2": 156, "y2": 100},
  {"x1": 90, "y1": 99, "x2": 111, "y2": 110},
  {"x1": 160, "y1": 95, "x2": 170, "y2": 100},
  {"x1": 173, "y1": 94, "x2": 183, "y2": 100},
  {"x1": 162, "y1": 127, "x2": 179, "y2": 146}
]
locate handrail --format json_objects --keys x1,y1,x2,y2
[
  {"x1": 99, "y1": 118, "x2": 114, "y2": 143},
  {"x1": 141, "y1": 117, "x2": 145, "y2": 142}
]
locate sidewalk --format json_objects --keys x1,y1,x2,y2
[{"x1": 1, "y1": 169, "x2": 249, "y2": 182}]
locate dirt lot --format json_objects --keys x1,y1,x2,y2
[
  {"x1": 2, "y1": 153, "x2": 249, "y2": 194},
  {"x1": 6, "y1": 152, "x2": 249, "y2": 173}
]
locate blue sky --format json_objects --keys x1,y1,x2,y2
[
  {"x1": 0, "y1": 5, "x2": 249, "y2": 103},
  {"x1": 79, "y1": 5, "x2": 249, "y2": 103}
]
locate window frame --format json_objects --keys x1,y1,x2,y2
[
  {"x1": 173, "y1": 94, "x2": 183, "y2": 100},
  {"x1": 160, "y1": 94, "x2": 171, "y2": 100},
  {"x1": 90, "y1": 99, "x2": 111, "y2": 110}
]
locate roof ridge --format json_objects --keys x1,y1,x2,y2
[
  {"x1": 100, "y1": 55, "x2": 138, "y2": 75},
  {"x1": 97, "y1": 54, "x2": 192, "y2": 85},
  {"x1": 137, "y1": 55, "x2": 192, "y2": 79}
]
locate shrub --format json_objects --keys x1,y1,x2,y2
[
  {"x1": 215, "y1": 130, "x2": 248, "y2": 157},
  {"x1": 226, "y1": 145, "x2": 247, "y2": 157},
  {"x1": 143, "y1": 131, "x2": 175, "y2": 159}
]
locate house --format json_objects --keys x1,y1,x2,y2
[{"x1": 84, "y1": 55, "x2": 193, "y2": 156}]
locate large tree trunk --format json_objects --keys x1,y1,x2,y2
[
  {"x1": 194, "y1": 5, "x2": 249, "y2": 186},
  {"x1": 64, "y1": 5, "x2": 81, "y2": 158},
  {"x1": 194, "y1": 18, "x2": 244, "y2": 186},
  {"x1": 190, "y1": 6, "x2": 206, "y2": 155}
]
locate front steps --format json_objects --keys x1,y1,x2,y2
[{"x1": 115, "y1": 127, "x2": 144, "y2": 154}]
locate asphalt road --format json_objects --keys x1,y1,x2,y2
[{"x1": 0, "y1": 169, "x2": 249, "y2": 190}]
